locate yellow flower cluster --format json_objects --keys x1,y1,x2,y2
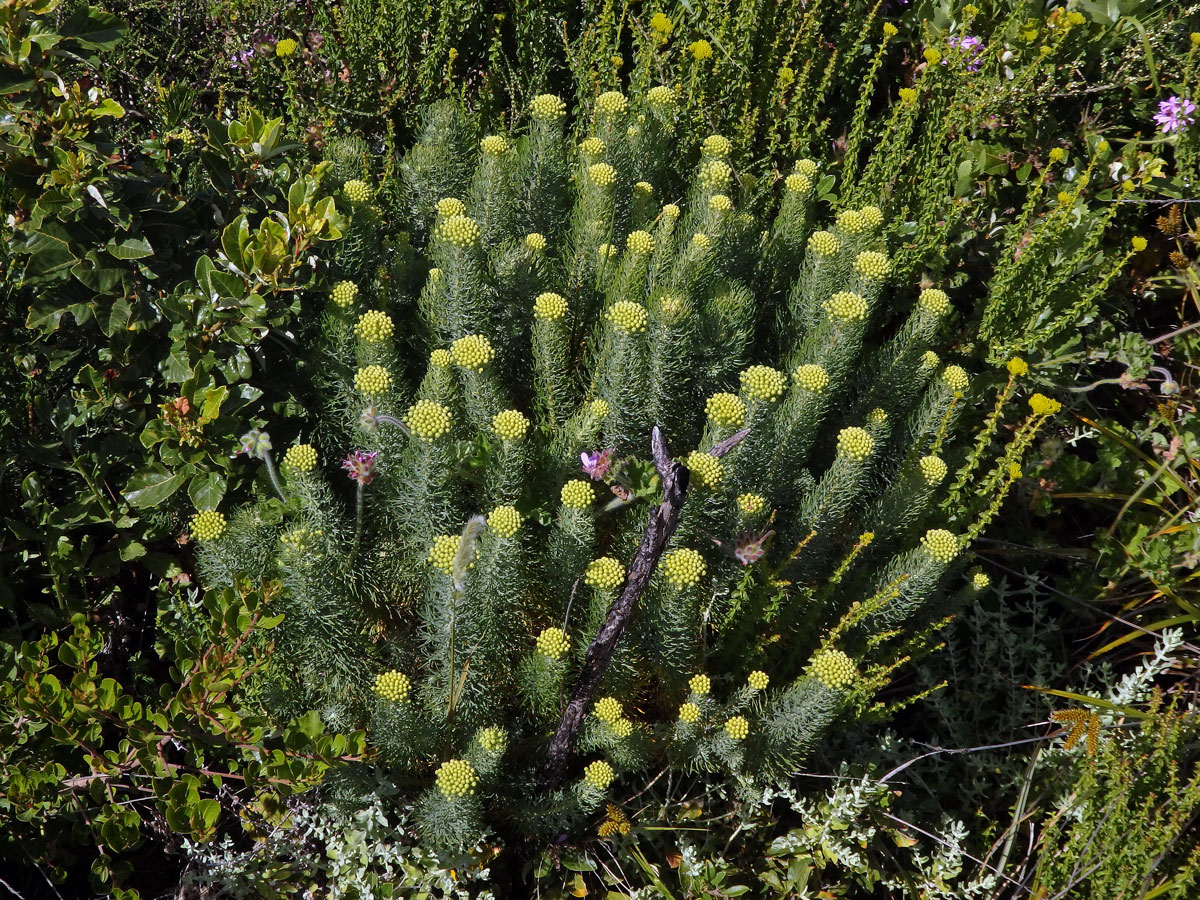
[
  {"x1": 373, "y1": 670, "x2": 411, "y2": 702},
  {"x1": 688, "y1": 674, "x2": 711, "y2": 695},
  {"x1": 650, "y1": 12, "x2": 673, "y2": 35},
  {"x1": 836, "y1": 209, "x2": 869, "y2": 234},
  {"x1": 837, "y1": 427, "x2": 874, "y2": 460},
  {"x1": 492, "y1": 409, "x2": 529, "y2": 441},
  {"x1": 808, "y1": 230, "x2": 840, "y2": 256},
  {"x1": 436, "y1": 759, "x2": 478, "y2": 797},
  {"x1": 354, "y1": 310, "x2": 394, "y2": 343},
  {"x1": 561, "y1": 479, "x2": 596, "y2": 508},
  {"x1": 661, "y1": 202, "x2": 680, "y2": 219},
  {"x1": 740, "y1": 365, "x2": 786, "y2": 402},
  {"x1": 1048, "y1": 147, "x2": 1067, "y2": 163},
  {"x1": 747, "y1": 670, "x2": 769, "y2": 691},
  {"x1": 534, "y1": 291, "x2": 568, "y2": 321},
  {"x1": 919, "y1": 455, "x2": 948, "y2": 485},
  {"x1": 354, "y1": 365, "x2": 392, "y2": 396},
  {"x1": 663, "y1": 548, "x2": 706, "y2": 587},
  {"x1": 725, "y1": 716, "x2": 749, "y2": 741},
  {"x1": 428, "y1": 535, "x2": 464, "y2": 573},
  {"x1": 190, "y1": 510, "x2": 226, "y2": 541},
  {"x1": 598, "y1": 243, "x2": 618, "y2": 260},
  {"x1": 1130, "y1": 236, "x2": 1147, "y2": 252},
  {"x1": 647, "y1": 85, "x2": 676, "y2": 109},
  {"x1": 580, "y1": 136, "x2": 606, "y2": 156},
  {"x1": 487, "y1": 505, "x2": 522, "y2": 538},
  {"x1": 899, "y1": 87, "x2": 917, "y2": 103},
  {"x1": 436, "y1": 197, "x2": 466, "y2": 217},
  {"x1": 537, "y1": 627, "x2": 570, "y2": 659},
  {"x1": 795, "y1": 159, "x2": 819, "y2": 178},
  {"x1": 627, "y1": 230, "x2": 655, "y2": 254},
  {"x1": 441, "y1": 214, "x2": 480, "y2": 247},
  {"x1": 854, "y1": 251, "x2": 890, "y2": 280},
  {"x1": 785, "y1": 173, "x2": 812, "y2": 194},
  {"x1": 921, "y1": 528, "x2": 959, "y2": 564},
  {"x1": 705, "y1": 392, "x2": 746, "y2": 427},
  {"x1": 275, "y1": 38, "x2": 297, "y2": 57},
  {"x1": 942, "y1": 365, "x2": 969, "y2": 392},
  {"x1": 691, "y1": 233, "x2": 711, "y2": 250},
  {"x1": 868, "y1": 407, "x2": 887, "y2": 426},
  {"x1": 861, "y1": 206, "x2": 883, "y2": 228},
  {"x1": 430, "y1": 348, "x2": 452, "y2": 368},
  {"x1": 737, "y1": 493, "x2": 765, "y2": 514},
  {"x1": 280, "y1": 527, "x2": 321, "y2": 554},
  {"x1": 919, "y1": 288, "x2": 950, "y2": 315},
  {"x1": 679, "y1": 701, "x2": 700, "y2": 723},
  {"x1": 584, "y1": 760, "x2": 615, "y2": 789},
  {"x1": 812, "y1": 649, "x2": 856, "y2": 689},
  {"x1": 688, "y1": 39, "x2": 713, "y2": 60},
  {"x1": 343, "y1": 179, "x2": 371, "y2": 204},
  {"x1": 284, "y1": 444, "x2": 318, "y2": 472},
  {"x1": 590, "y1": 399, "x2": 610, "y2": 418},
  {"x1": 686, "y1": 451, "x2": 724, "y2": 489},
  {"x1": 920, "y1": 350, "x2": 940, "y2": 370},
  {"x1": 611, "y1": 718, "x2": 633, "y2": 738},
  {"x1": 972, "y1": 570, "x2": 991, "y2": 590},
  {"x1": 451, "y1": 334, "x2": 494, "y2": 371},
  {"x1": 479, "y1": 727, "x2": 506, "y2": 754},
  {"x1": 702, "y1": 134, "x2": 732, "y2": 157},
  {"x1": 634, "y1": 181, "x2": 653, "y2": 196},
  {"x1": 698, "y1": 159, "x2": 732, "y2": 190},
  {"x1": 1007, "y1": 357, "x2": 1029, "y2": 377},
  {"x1": 588, "y1": 163, "x2": 617, "y2": 187},
  {"x1": 480, "y1": 134, "x2": 509, "y2": 156},
  {"x1": 709, "y1": 194, "x2": 733, "y2": 212},
  {"x1": 530, "y1": 93, "x2": 566, "y2": 120},
  {"x1": 594, "y1": 696, "x2": 623, "y2": 723},
  {"x1": 585, "y1": 556, "x2": 624, "y2": 590},
  {"x1": 1028, "y1": 393, "x2": 1062, "y2": 415},
  {"x1": 825, "y1": 291, "x2": 868, "y2": 323},
  {"x1": 793, "y1": 363, "x2": 828, "y2": 392},
  {"x1": 525, "y1": 232, "x2": 546, "y2": 251},
  {"x1": 923, "y1": 48, "x2": 942, "y2": 65},
  {"x1": 596, "y1": 91, "x2": 628, "y2": 115},
  {"x1": 606, "y1": 300, "x2": 649, "y2": 334},
  {"x1": 331, "y1": 280, "x2": 359, "y2": 307},
  {"x1": 406, "y1": 400, "x2": 452, "y2": 441}
]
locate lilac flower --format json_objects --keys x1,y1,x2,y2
[
  {"x1": 580, "y1": 448, "x2": 615, "y2": 481},
  {"x1": 1153, "y1": 96, "x2": 1197, "y2": 134},
  {"x1": 342, "y1": 450, "x2": 379, "y2": 486},
  {"x1": 947, "y1": 35, "x2": 984, "y2": 71},
  {"x1": 734, "y1": 529, "x2": 774, "y2": 566},
  {"x1": 230, "y1": 48, "x2": 254, "y2": 69}
]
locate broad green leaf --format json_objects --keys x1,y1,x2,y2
[
  {"x1": 123, "y1": 467, "x2": 189, "y2": 509},
  {"x1": 105, "y1": 237, "x2": 153, "y2": 260},
  {"x1": 187, "y1": 471, "x2": 226, "y2": 511}
]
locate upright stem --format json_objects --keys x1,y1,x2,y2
[
  {"x1": 350, "y1": 482, "x2": 364, "y2": 564},
  {"x1": 262, "y1": 452, "x2": 287, "y2": 501}
]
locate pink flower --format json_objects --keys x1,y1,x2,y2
[
  {"x1": 1154, "y1": 96, "x2": 1197, "y2": 134},
  {"x1": 342, "y1": 450, "x2": 379, "y2": 486},
  {"x1": 580, "y1": 448, "x2": 615, "y2": 481},
  {"x1": 734, "y1": 529, "x2": 774, "y2": 566}
]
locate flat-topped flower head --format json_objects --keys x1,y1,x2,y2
[
  {"x1": 451, "y1": 334, "x2": 494, "y2": 371},
  {"x1": 686, "y1": 451, "x2": 724, "y2": 488},
  {"x1": 594, "y1": 696, "x2": 622, "y2": 723},
  {"x1": 588, "y1": 162, "x2": 617, "y2": 187},
  {"x1": 737, "y1": 493, "x2": 765, "y2": 514},
  {"x1": 479, "y1": 727, "x2": 506, "y2": 754},
  {"x1": 747, "y1": 670, "x2": 769, "y2": 691},
  {"x1": 1130, "y1": 236, "x2": 1147, "y2": 252},
  {"x1": 428, "y1": 268, "x2": 443, "y2": 282},
  {"x1": 740, "y1": 365, "x2": 786, "y2": 402},
  {"x1": 487, "y1": 505, "x2": 522, "y2": 538},
  {"x1": 705, "y1": 392, "x2": 746, "y2": 427},
  {"x1": 597, "y1": 243, "x2": 618, "y2": 260},
  {"x1": 785, "y1": 173, "x2": 812, "y2": 194},
  {"x1": 436, "y1": 197, "x2": 466, "y2": 217},
  {"x1": 596, "y1": 90, "x2": 628, "y2": 115},
  {"x1": 919, "y1": 288, "x2": 950, "y2": 315},
  {"x1": 480, "y1": 134, "x2": 509, "y2": 156},
  {"x1": 824, "y1": 291, "x2": 868, "y2": 323},
  {"x1": 524, "y1": 232, "x2": 546, "y2": 251},
  {"x1": 1028, "y1": 393, "x2": 1062, "y2": 415},
  {"x1": 1048, "y1": 147, "x2": 1067, "y2": 163},
  {"x1": 919, "y1": 455, "x2": 948, "y2": 485},
  {"x1": 607, "y1": 300, "x2": 649, "y2": 334},
  {"x1": 709, "y1": 194, "x2": 733, "y2": 212},
  {"x1": 441, "y1": 214, "x2": 480, "y2": 247},
  {"x1": 492, "y1": 409, "x2": 530, "y2": 441},
  {"x1": 794, "y1": 159, "x2": 819, "y2": 178},
  {"x1": 561, "y1": 479, "x2": 596, "y2": 508},
  {"x1": 836, "y1": 209, "x2": 869, "y2": 235},
  {"x1": 688, "y1": 674, "x2": 711, "y2": 696},
  {"x1": 942, "y1": 365, "x2": 969, "y2": 392},
  {"x1": 406, "y1": 400, "x2": 452, "y2": 441},
  {"x1": 354, "y1": 365, "x2": 392, "y2": 396},
  {"x1": 584, "y1": 556, "x2": 624, "y2": 590},
  {"x1": 688, "y1": 39, "x2": 713, "y2": 59},
  {"x1": 343, "y1": 179, "x2": 371, "y2": 204},
  {"x1": 702, "y1": 134, "x2": 732, "y2": 158},
  {"x1": 812, "y1": 649, "x2": 856, "y2": 689},
  {"x1": 690, "y1": 233, "x2": 711, "y2": 250},
  {"x1": 430, "y1": 348, "x2": 452, "y2": 368},
  {"x1": 679, "y1": 701, "x2": 700, "y2": 723},
  {"x1": 921, "y1": 528, "x2": 959, "y2": 564},
  {"x1": 534, "y1": 291, "x2": 568, "y2": 321},
  {"x1": 583, "y1": 760, "x2": 615, "y2": 790},
  {"x1": 1007, "y1": 357, "x2": 1029, "y2": 377},
  {"x1": 698, "y1": 159, "x2": 732, "y2": 190},
  {"x1": 661, "y1": 202, "x2": 680, "y2": 219},
  {"x1": 971, "y1": 570, "x2": 991, "y2": 590},
  {"x1": 807, "y1": 230, "x2": 839, "y2": 256},
  {"x1": 530, "y1": 93, "x2": 566, "y2": 120},
  {"x1": 898, "y1": 87, "x2": 917, "y2": 103},
  {"x1": 627, "y1": 230, "x2": 655, "y2": 254},
  {"x1": 355, "y1": 310, "x2": 394, "y2": 343},
  {"x1": 331, "y1": 280, "x2": 359, "y2": 307},
  {"x1": 284, "y1": 444, "x2": 317, "y2": 472},
  {"x1": 650, "y1": 12, "x2": 673, "y2": 34},
  {"x1": 837, "y1": 427, "x2": 874, "y2": 461},
  {"x1": 536, "y1": 627, "x2": 570, "y2": 659},
  {"x1": 590, "y1": 399, "x2": 610, "y2": 419},
  {"x1": 342, "y1": 450, "x2": 378, "y2": 486},
  {"x1": 868, "y1": 408, "x2": 888, "y2": 426},
  {"x1": 580, "y1": 136, "x2": 606, "y2": 156},
  {"x1": 436, "y1": 759, "x2": 477, "y2": 797},
  {"x1": 923, "y1": 48, "x2": 942, "y2": 66},
  {"x1": 663, "y1": 548, "x2": 706, "y2": 587},
  {"x1": 611, "y1": 718, "x2": 633, "y2": 738},
  {"x1": 859, "y1": 206, "x2": 884, "y2": 228},
  {"x1": 190, "y1": 510, "x2": 225, "y2": 541},
  {"x1": 634, "y1": 181, "x2": 653, "y2": 197},
  {"x1": 428, "y1": 534, "x2": 467, "y2": 573},
  {"x1": 280, "y1": 527, "x2": 321, "y2": 554},
  {"x1": 648, "y1": 85, "x2": 676, "y2": 109},
  {"x1": 920, "y1": 350, "x2": 940, "y2": 370},
  {"x1": 854, "y1": 251, "x2": 890, "y2": 280},
  {"x1": 276, "y1": 38, "x2": 298, "y2": 57},
  {"x1": 724, "y1": 716, "x2": 749, "y2": 741},
  {"x1": 793, "y1": 363, "x2": 828, "y2": 393},
  {"x1": 373, "y1": 670, "x2": 410, "y2": 702}
]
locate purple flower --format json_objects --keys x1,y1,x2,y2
[
  {"x1": 342, "y1": 450, "x2": 379, "y2": 486},
  {"x1": 1153, "y1": 96, "x2": 1197, "y2": 134},
  {"x1": 580, "y1": 448, "x2": 615, "y2": 481},
  {"x1": 734, "y1": 529, "x2": 774, "y2": 566},
  {"x1": 946, "y1": 35, "x2": 984, "y2": 71}
]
